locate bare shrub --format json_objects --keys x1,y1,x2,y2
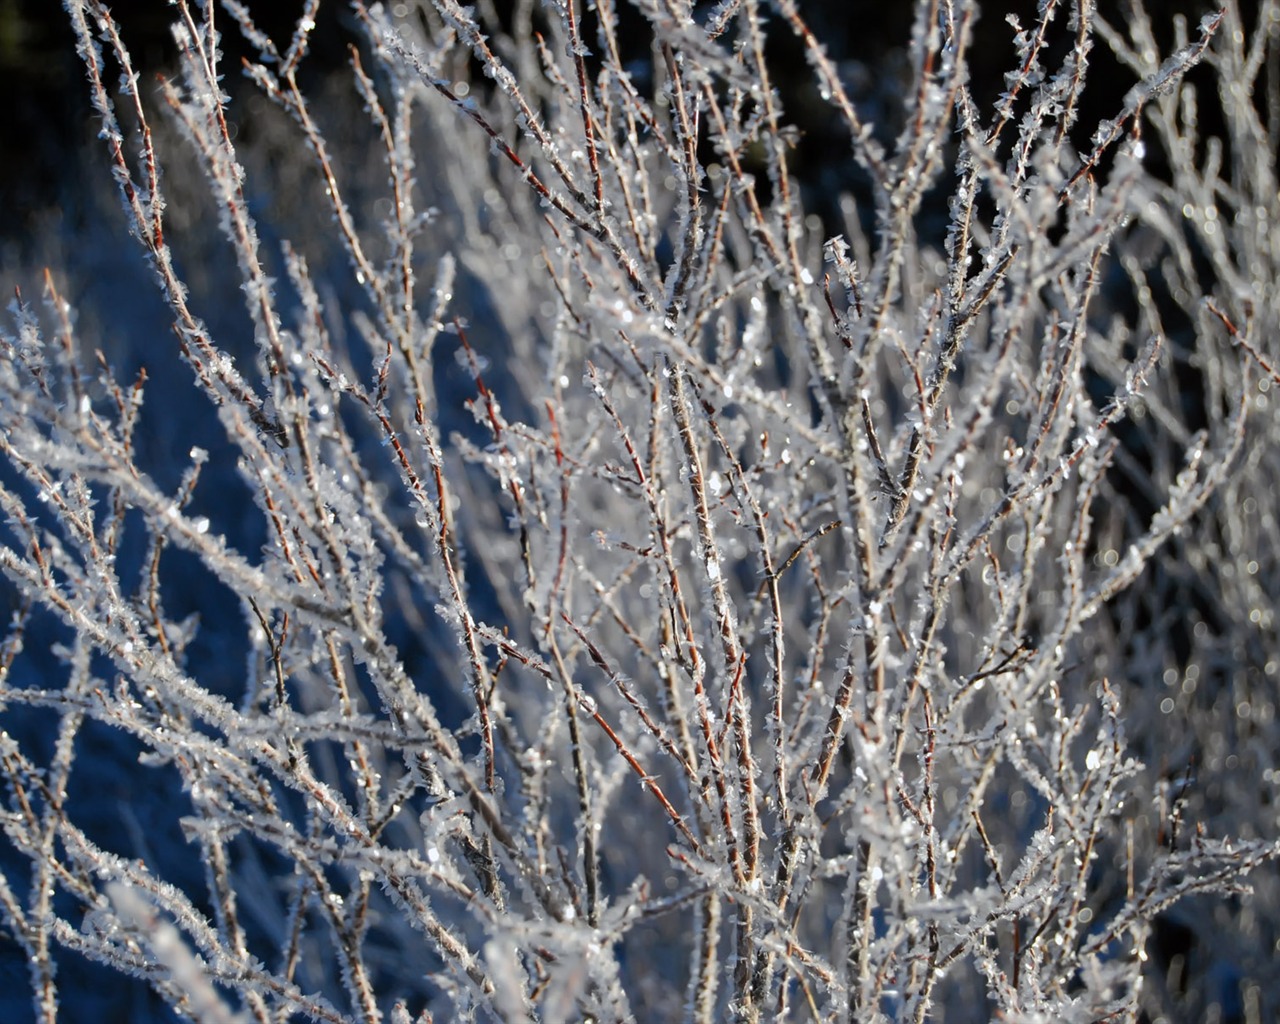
[{"x1": 1, "y1": 1, "x2": 1277, "y2": 1021}]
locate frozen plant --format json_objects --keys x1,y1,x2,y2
[{"x1": 1, "y1": 0, "x2": 1278, "y2": 1022}]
